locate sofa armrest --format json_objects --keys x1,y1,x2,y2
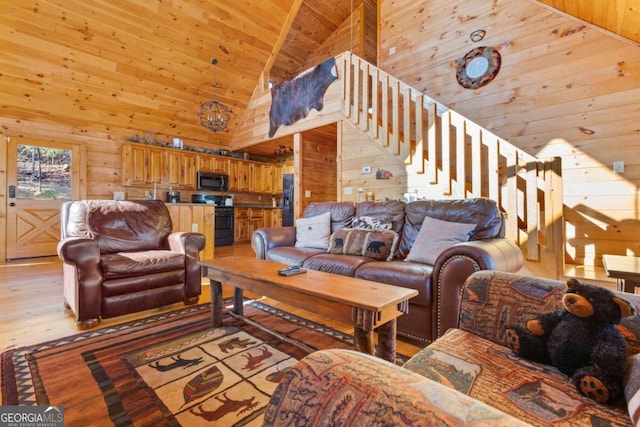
[
  {"x1": 168, "y1": 232, "x2": 206, "y2": 299},
  {"x1": 57, "y1": 238, "x2": 102, "y2": 321},
  {"x1": 264, "y1": 349, "x2": 529, "y2": 426},
  {"x1": 251, "y1": 227, "x2": 296, "y2": 259},
  {"x1": 432, "y1": 238, "x2": 524, "y2": 338},
  {"x1": 458, "y1": 270, "x2": 567, "y2": 346},
  {"x1": 626, "y1": 353, "x2": 640, "y2": 424}
]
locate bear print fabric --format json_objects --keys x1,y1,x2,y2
[
  {"x1": 328, "y1": 228, "x2": 350, "y2": 254},
  {"x1": 328, "y1": 228, "x2": 398, "y2": 261},
  {"x1": 344, "y1": 229, "x2": 369, "y2": 256},
  {"x1": 362, "y1": 230, "x2": 399, "y2": 260}
]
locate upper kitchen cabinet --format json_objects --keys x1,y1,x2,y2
[
  {"x1": 252, "y1": 163, "x2": 275, "y2": 194},
  {"x1": 272, "y1": 164, "x2": 283, "y2": 193},
  {"x1": 167, "y1": 150, "x2": 198, "y2": 189},
  {"x1": 198, "y1": 154, "x2": 229, "y2": 174},
  {"x1": 228, "y1": 159, "x2": 251, "y2": 192},
  {"x1": 122, "y1": 143, "x2": 166, "y2": 186},
  {"x1": 214, "y1": 157, "x2": 230, "y2": 174},
  {"x1": 122, "y1": 142, "x2": 286, "y2": 194},
  {"x1": 197, "y1": 154, "x2": 216, "y2": 172}
]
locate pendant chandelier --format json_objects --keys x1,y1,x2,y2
[{"x1": 198, "y1": 58, "x2": 230, "y2": 133}]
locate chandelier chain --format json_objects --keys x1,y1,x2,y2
[{"x1": 198, "y1": 57, "x2": 230, "y2": 133}]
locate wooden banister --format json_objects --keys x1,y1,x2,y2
[{"x1": 337, "y1": 51, "x2": 564, "y2": 278}]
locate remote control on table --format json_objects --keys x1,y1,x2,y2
[{"x1": 278, "y1": 267, "x2": 307, "y2": 276}]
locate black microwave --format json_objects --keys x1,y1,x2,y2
[{"x1": 197, "y1": 171, "x2": 228, "y2": 192}]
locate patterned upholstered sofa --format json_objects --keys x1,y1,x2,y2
[{"x1": 263, "y1": 271, "x2": 640, "y2": 426}]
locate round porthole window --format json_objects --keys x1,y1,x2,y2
[{"x1": 456, "y1": 46, "x2": 501, "y2": 89}]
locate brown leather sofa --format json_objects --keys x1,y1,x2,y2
[
  {"x1": 252, "y1": 198, "x2": 523, "y2": 343},
  {"x1": 58, "y1": 199, "x2": 206, "y2": 329}
]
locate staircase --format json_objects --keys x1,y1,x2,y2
[{"x1": 336, "y1": 52, "x2": 565, "y2": 279}]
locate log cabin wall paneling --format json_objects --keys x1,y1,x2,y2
[
  {"x1": 377, "y1": 0, "x2": 640, "y2": 267},
  {"x1": 340, "y1": 120, "x2": 412, "y2": 203},
  {"x1": 298, "y1": 123, "x2": 338, "y2": 213}
]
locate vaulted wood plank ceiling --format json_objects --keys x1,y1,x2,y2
[
  {"x1": 248, "y1": 0, "x2": 640, "y2": 159},
  {"x1": 537, "y1": 0, "x2": 640, "y2": 44},
  {"x1": 1, "y1": 0, "x2": 636, "y2": 161}
]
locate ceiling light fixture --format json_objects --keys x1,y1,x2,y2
[
  {"x1": 274, "y1": 144, "x2": 293, "y2": 161},
  {"x1": 198, "y1": 58, "x2": 230, "y2": 133}
]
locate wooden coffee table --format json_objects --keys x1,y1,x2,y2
[{"x1": 200, "y1": 256, "x2": 418, "y2": 363}]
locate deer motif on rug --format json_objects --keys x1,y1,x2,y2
[{"x1": 191, "y1": 392, "x2": 259, "y2": 421}]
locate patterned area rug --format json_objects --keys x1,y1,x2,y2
[{"x1": 1, "y1": 300, "x2": 368, "y2": 426}]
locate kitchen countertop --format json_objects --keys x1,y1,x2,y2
[
  {"x1": 162, "y1": 202, "x2": 282, "y2": 209},
  {"x1": 233, "y1": 204, "x2": 283, "y2": 209},
  {"x1": 163, "y1": 202, "x2": 217, "y2": 206}
]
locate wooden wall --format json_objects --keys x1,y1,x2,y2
[
  {"x1": 297, "y1": 123, "x2": 338, "y2": 213},
  {"x1": 339, "y1": 121, "x2": 412, "y2": 203},
  {"x1": 376, "y1": 0, "x2": 640, "y2": 267},
  {"x1": 2, "y1": 0, "x2": 638, "y2": 270}
]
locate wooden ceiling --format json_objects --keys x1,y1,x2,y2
[
  {"x1": 270, "y1": 0, "x2": 361, "y2": 84},
  {"x1": 2, "y1": 1, "x2": 637, "y2": 161},
  {"x1": 538, "y1": 0, "x2": 640, "y2": 44},
  {"x1": 243, "y1": 0, "x2": 361, "y2": 160},
  {"x1": 247, "y1": 0, "x2": 640, "y2": 159}
]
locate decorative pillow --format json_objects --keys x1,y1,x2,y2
[
  {"x1": 328, "y1": 228, "x2": 350, "y2": 254},
  {"x1": 344, "y1": 229, "x2": 369, "y2": 256},
  {"x1": 363, "y1": 230, "x2": 399, "y2": 261},
  {"x1": 295, "y1": 212, "x2": 331, "y2": 249},
  {"x1": 351, "y1": 215, "x2": 393, "y2": 231},
  {"x1": 405, "y1": 216, "x2": 476, "y2": 265},
  {"x1": 330, "y1": 228, "x2": 399, "y2": 261}
]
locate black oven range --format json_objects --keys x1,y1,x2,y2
[{"x1": 190, "y1": 194, "x2": 234, "y2": 246}]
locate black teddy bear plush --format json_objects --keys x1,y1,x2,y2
[{"x1": 504, "y1": 278, "x2": 634, "y2": 404}]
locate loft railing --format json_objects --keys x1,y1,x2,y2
[{"x1": 337, "y1": 51, "x2": 564, "y2": 278}]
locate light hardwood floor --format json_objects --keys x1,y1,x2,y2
[{"x1": 1, "y1": 243, "x2": 424, "y2": 400}]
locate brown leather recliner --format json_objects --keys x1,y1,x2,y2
[{"x1": 58, "y1": 199, "x2": 206, "y2": 329}]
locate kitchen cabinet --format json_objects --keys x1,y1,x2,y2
[
  {"x1": 197, "y1": 154, "x2": 216, "y2": 172},
  {"x1": 264, "y1": 208, "x2": 282, "y2": 228},
  {"x1": 229, "y1": 159, "x2": 251, "y2": 192},
  {"x1": 165, "y1": 203, "x2": 215, "y2": 260},
  {"x1": 121, "y1": 143, "x2": 166, "y2": 186},
  {"x1": 282, "y1": 162, "x2": 294, "y2": 175},
  {"x1": 272, "y1": 162, "x2": 292, "y2": 194},
  {"x1": 250, "y1": 163, "x2": 262, "y2": 193},
  {"x1": 273, "y1": 209, "x2": 282, "y2": 227},
  {"x1": 122, "y1": 142, "x2": 285, "y2": 195},
  {"x1": 248, "y1": 208, "x2": 265, "y2": 237},
  {"x1": 234, "y1": 207, "x2": 250, "y2": 242},
  {"x1": 167, "y1": 150, "x2": 198, "y2": 189},
  {"x1": 234, "y1": 207, "x2": 272, "y2": 242},
  {"x1": 252, "y1": 163, "x2": 274, "y2": 194},
  {"x1": 264, "y1": 164, "x2": 275, "y2": 194},
  {"x1": 214, "y1": 157, "x2": 230, "y2": 174},
  {"x1": 272, "y1": 164, "x2": 283, "y2": 193}
]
